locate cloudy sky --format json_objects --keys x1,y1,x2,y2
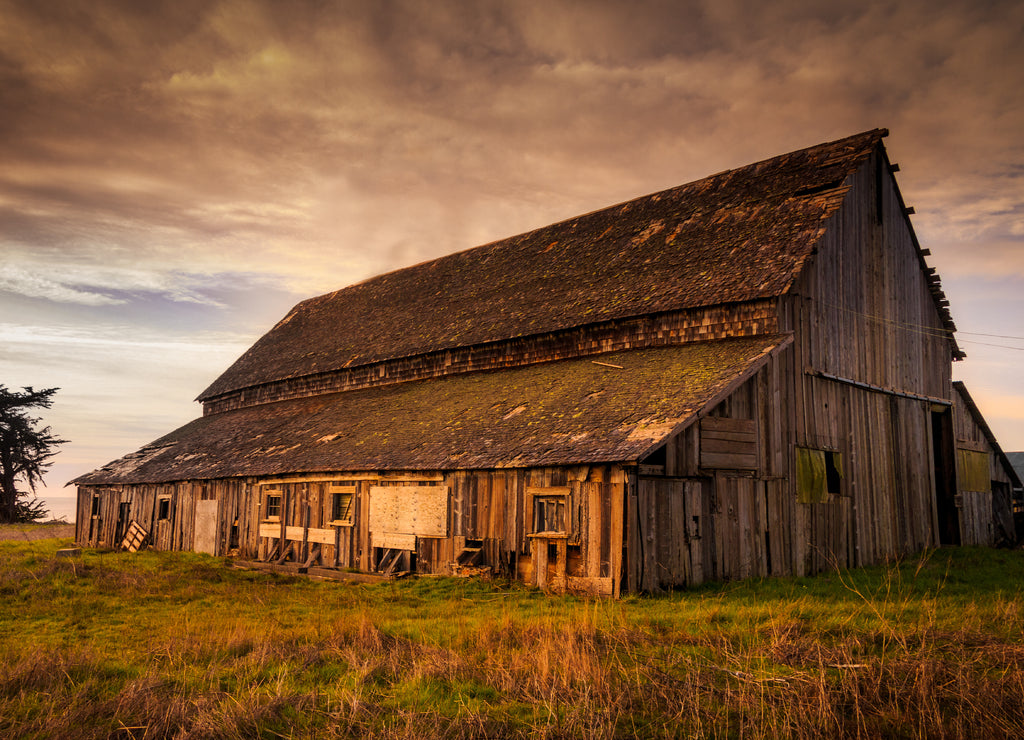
[{"x1": 2, "y1": 0, "x2": 1023, "y2": 517}]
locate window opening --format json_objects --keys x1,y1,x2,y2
[
  {"x1": 331, "y1": 492, "x2": 353, "y2": 523},
  {"x1": 157, "y1": 497, "x2": 170, "y2": 520},
  {"x1": 642, "y1": 445, "x2": 667, "y2": 467},
  {"x1": 265, "y1": 492, "x2": 282, "y2": 520},
  {"x1": 825, "y1": 452, "x2": 842, "y2": 495},
  {"x1": 534, "y1": 496, "x2": 567, "y2": 533},
  {"x1": 796, "y1": 447, "x2": 844, "y2": 503}
]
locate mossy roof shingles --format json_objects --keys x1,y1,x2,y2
[
  {"x1": 78, "y1": 336, "x2": 789, "y2": 484},
  {"x1": 198, "y1": 130, "x2": 886, "y2": 401}
]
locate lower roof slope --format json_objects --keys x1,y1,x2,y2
[
  {"x1": 77, "y1": 336, "x2": 789, "y2": 485},
  {"x1": 199, "y1": 130, "x2": 887, "y2": 401}
]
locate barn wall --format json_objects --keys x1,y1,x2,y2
[
  {"x1": 75, "y1": 464, "x2": 628, "y2": 596},
  {"x1": 631, "y1": 360, "x2": 940, "y2": 592},
  {"x1": 783, "y1": 149, "x2": 953, "y2": 399},
  {"x1": 952, "y1": 388, "x2": 1017, "y2": 546},
  {"x1": 780, "y1": 150, "x2": 949, "y2": 571}
]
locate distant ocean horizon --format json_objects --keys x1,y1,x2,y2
[{"x1": 36, "y1": 494, "x2": 77, "y2": 523}]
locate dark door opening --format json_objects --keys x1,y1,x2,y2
[
  {"x1": 114, "y1": 501, "x2": 131, "y2": 547},
  {"x1": 931, "y1": 408, "x2": 959, "y2": 545}
]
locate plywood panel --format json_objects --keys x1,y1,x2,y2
[
  {"x1": 193, "y1": 499, "x2": 218, "y2": 555},
  {"x1": 369, "y1": 485, "x2": 449, "y2": 537}
]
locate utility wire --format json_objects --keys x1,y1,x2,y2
[
  {"x1": 958, "y1": 339, "x2": 1024, "y2": 351},
  {"x1": 958, "y1": 331, "x2": 1024, "y2": 341},
  {"x1": 813, "y1": 298, "x2": 1024, "y2": 350},
  {"x1": 816, "y1": 298, "x2": 953, "y2": 340}
]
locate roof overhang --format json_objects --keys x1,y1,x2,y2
[{"x1": 76, "y1": 335, "x2": 793, "y2": 486}]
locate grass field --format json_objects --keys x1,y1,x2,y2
[{"x1": 2, "y1": 536, "x2": 1023, "y2": 739}]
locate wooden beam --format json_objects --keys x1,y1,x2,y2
[
  {"x1": 303, "y1": 543, "x2": 321, "y2": 569},
  {"x1": 301, "y1": 504, "x2": 310, "y2": 565},
  {"x1": 275, "y1": 541, "x2": 293, "y2": 565},
  {"x1": 811, "y1": 370, "x2": 952, "y2": 405}
]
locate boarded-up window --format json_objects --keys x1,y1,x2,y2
[
  {"x1": 700, "y1": 417, "x2": 759, "y2": 470},
  {"x1": 534, "y1": 496, "x2": 567, "y2": 534},
  {"x1": 796, "y1": 447, "x2": 843, "y2": 503},
  {"x1": 526, "y1": 486, "x2": 571, "y2": 535},
  {"x1": 369, "y1": 485, "x2": 449, "y2": 540},
  {"x1": 957, "y1": 449, "x2": 991, "y2": 493}
]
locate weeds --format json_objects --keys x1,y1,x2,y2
[{"x1": 2, "y1": 538, "x2": 1024, "y2": 738}]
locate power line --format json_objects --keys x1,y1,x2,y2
[
  {"x1": 806, "y1": 298, "x2": 1024, "y2": 350},
  {"x1": 958, "y1": 331, "x2": 1024, "y2": 341},
  {"x1": 816, "y1": 299, "x2": 953, "y2": 340},
  {"x1": 958, "y1": 339, "x2": 1024, "y2": 351}
]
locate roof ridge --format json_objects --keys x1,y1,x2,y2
[
  {"x1": 198, "y1": 129, "x2": 888, "y2": 401},
  {"x1": 333, "y1": 128, "x2": 889, "y2": 293}
]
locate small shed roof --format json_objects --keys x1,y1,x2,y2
[
  {"x1": 77, "y1": 335, "x2": 789, "y2": 485},
  {"x1": 199, "y1": 130, "x2": 888, "y2": 401}
]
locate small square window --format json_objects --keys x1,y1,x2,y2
[{"x1": 157, "y1": 497, "x2": 170, "y2": 520}]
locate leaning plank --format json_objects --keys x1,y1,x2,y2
[
  {"x1": 120, "y1": 521, "x2": 149, "y2": 553},
  {"x1": 304, "y1": 543, "x2": 321, "y2": 568}
]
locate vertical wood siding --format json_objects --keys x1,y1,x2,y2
[{"x1": 75, "y1": 464, "x2": 628, "y2": 596}]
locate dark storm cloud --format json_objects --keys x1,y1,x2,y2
[{"x1": 0, "y1": 0, "x2": 1021, "y2": 298}]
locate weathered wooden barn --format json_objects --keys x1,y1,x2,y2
[
  {"x1": 74, "y1": 129, "x2": 1020, "y2": 595},
  {"x1": 951, "y1": 382, "x2": 1021, "y2": 546}
]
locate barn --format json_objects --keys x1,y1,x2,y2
[{"x1": 73, "y1": 129, "x2": 1021, "y2": 595}]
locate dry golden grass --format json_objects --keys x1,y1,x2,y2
[{"x1": 2, "y1": 538, "x2": 1023, "y2": 738}]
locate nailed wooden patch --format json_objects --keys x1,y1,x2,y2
[
  {"x1": 374, "y1": 532, "x2": 417, "y2": 551},
  {"x1": 258, "y1": 523, "x2": 338, "y2": 544},
  {"x1": 369, "y1": 485, "x2": 449, "y2": 537}
]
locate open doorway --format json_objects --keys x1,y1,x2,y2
[
  {"x1": 931, "y1": 408, "x2": 959, "y2": 545},
  {"x1": 114, "y1": 501, "x2": 131, "y2": 546}
]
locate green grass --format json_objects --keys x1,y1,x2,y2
[{"x1": 2, "y1": 538, "x2": 1024, "y2": 738}]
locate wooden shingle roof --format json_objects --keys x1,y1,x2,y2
[
  {"x1": 199, "y1": 130, "x2": 889, "y2": 401},
  {"x1": 77, "y1": 336, "x2": 789, "y2": 485}
]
